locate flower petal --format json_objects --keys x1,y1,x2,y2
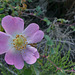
[
  {"x1": 5, "y1": 50, "x2": 14, "y2": 65},
  {"x1": 26, "y1": 45, "x2": 40, "y2": 58},
  {"x1": 34, "y1": 51, "x2": 40, "y2": 59},
  {"x1": 27, "y1": 30, "x2": 44, "y2": 43},
  {"x1": 13, "y1": 51, "x2": 24, "y2": 69},
  {"x1": 2, "y1": 15, "x2": 24, "y2": 36},
  {"x1": 0, "y1": 32, "x2": 10, "y2": 54},
  {"x1": 22, "y1": 23, "x2": 39, "y2": 37},
  {"x1": 5, "y1": 49, "x2": 24, "y2": 69},
  {"x1": 21, "y1": 49, "x2": 37, "y2": 64},
  {"x1": 26, "y1": 45, "x2": 37, "y2": 53}
]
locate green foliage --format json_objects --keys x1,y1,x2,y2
[
  {"x1": 44, "y1": 35, "x2": 54, "y2": 46},
  {"x1": 70, "y1": 26, "x2": 75, "y2": 31},
  {"x1": 43, "y1": 17, "x2": 51, "y2": 25},
  {"x1": 34, "y1": 6, "x2": 43, "y2": 16},
  {"x1": 57, "y1": 19, "x2": 69, "y2": 24},
  {"x1": 39, "y1": 41, "x2": 75, "y2": 75}
]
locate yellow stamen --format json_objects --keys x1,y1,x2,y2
[{"x1": 12, "y1": 35, "x2": 28, "y2": 51}]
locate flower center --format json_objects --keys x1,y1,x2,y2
[{"x1": 13, "y1": 35, "x2": 28, "y2": 50}]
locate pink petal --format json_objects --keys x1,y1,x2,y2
[
  {"x1": 13, "y1": 51, "x2": 24, "y2": 69},
  {"x1": 34, "y1": 51, "x2": 40, "y2": 59},
  {"x1": 26, "y1": 46, "x2": 40, "y2": 58},
  {"x1": 22, "y1": 23, "x2": 39, "y2": 37},
  {"x1": 5, "y1": 50, "x2": 24, "y2": 69},
  {"x1": 21, "y1": 49, "x2": 37, "y2": 64},
  {"x1": 2, "y1": 15, "x2": 24, "y2": 36},
  {"x1": 0, "y1": 32, "x2": 10, "y2": 54},
  {"x1": 27, "y1": 45, "x2": 37, "y2": 53},
  {"x1": 5, "y1": 50, "x2": 14, "y2": 65},
  {"x1": 27, "y1": 30, "x2": 44, "y2": 43}
]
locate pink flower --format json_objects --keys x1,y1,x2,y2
[{"x1": 0, "y1": 15, "x2": 44, "y2": 69}]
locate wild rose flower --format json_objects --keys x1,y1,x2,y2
[{"x1": 0, "y1": 15, "x2": 44, "y2": 69}]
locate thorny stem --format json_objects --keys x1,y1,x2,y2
[
  {"x1": 43, "y1": 56, "x2": 75, "y2": 73},
  {"x1": 22, "y1": 12, "x2": 43, "y2": 20},
  {"x1": 46, "y1": 56, "x2": 61, "y2": 71},
  {"x1": 22, "y1": 12, "x2": 75, "y2": 26}
]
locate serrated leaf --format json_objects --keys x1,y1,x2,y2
[
  {"x1": 47, "y1": 27, "x2": 51, "y2": 32},
  {"x1": 43, "y1": 17, "x2": 48, "y2": 22},
  {"x1": 47, "y1": 20, "x2": 51, "y2": 25},
  {"x1": 51, "y1": 48, "x2": 55, "y2": 54},
  {"x1": 44, "y1": 35, "x2": 50, "y2": 41},
  {"x1": 43, "y1": 17, "x2": 51, "y2": 25},
  {"x1": 47, "y1": 40, "x2": 53, "y2": 46},
  {"x1": 36, "y1": 6, "x2": 41, "y2": 11}
]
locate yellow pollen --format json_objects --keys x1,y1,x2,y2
[{"x1": 13, "y1": 35, "x2": 28, "y2": 51}]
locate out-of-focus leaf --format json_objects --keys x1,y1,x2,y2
[
  {"x1": 36, "y1": 6, "x2": 41, "y2": 11},
  {"x1": 43, "y1": 17, "x2": 51, "y2": 25},
  {"x1": 51, "y1": 48, "x2": 55, "y2": 54},
  {"x1": 45, "y1": 35, "x2": 54, "y2": 46},
  {"x1": 35, "y1": 6, "x2": 42, "y2": 16},
  {"x1": 0, "y1": 14, "x2": 5, "y2": 18},
  {"x1": 43, "y1": 17, "x2": 48, "y2": 22},
  {"x1": 44, "y1": 35, "x2": 50, "y2": 41},
  {"x1": 47, "y1": 40, "x2": 53, "y2": 46},
  {"x1": 57, "y1": 19, "x2": 69, "y2": 23},
  {"x1": 73, "y1": 67, "x2": 75, "y2": 70},
  {"x1": 47, "y1": 27, "x2": 51, "y2": 32},
  {"x1": 0, "y1": 8, "x2": 4, "y2": 13}
]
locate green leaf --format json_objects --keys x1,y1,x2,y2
[
  {"x1": 51, "y1": 48, "x2": 55, "y2": 54},
  {"x1": 44, "y1": 35, "x2": 53, "y2": 46},
  {"x1": 43, "y1": 17, "x2": 51, "y2": 25},
  {"x1": 44, "y1": 35, "x2": 50, "y2": 41},
  {"x1": 47, "y1": 27, "x2": 51, "y2": 32},
  {"x1": 73, "y1": 67, "x2": 75, "y2": 70},
  {"x1": 0, "y1": 8, "x2": 4, "y2": 13},
  {"x1": 57, "y1": 19, "x2": 69, "y2": 23},
  {"x1": 36, "y1": 6, "x2": 41, "y2": 11},
  {"x1": 73, "y1": 29, "x2": 75, "y2": 31},
  {"x1": 43, "y1": 17, "x2": 48, "y2": 22},
  {"x1": 47, "y1": 40, "x2": 53, "y2": 46},
  {"x1": 0, "y1": 14, "x2": 5, "y2": 18},
  {"x1": 47, "y1": 20, "x2": 51, "y2": 25}
]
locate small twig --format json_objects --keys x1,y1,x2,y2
[
  {"x1": 46, "y1": 56, "x2": 61, "y2": 71},
  {"x1": 22, "y1": 12, "x2": 43, "y2": 20},
  {"x1": 43, "y1": 56, "x2": 75, "y2": 73},
  {"x1": 65, "y1": 68, "x2": 75, "y2": 73}
]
